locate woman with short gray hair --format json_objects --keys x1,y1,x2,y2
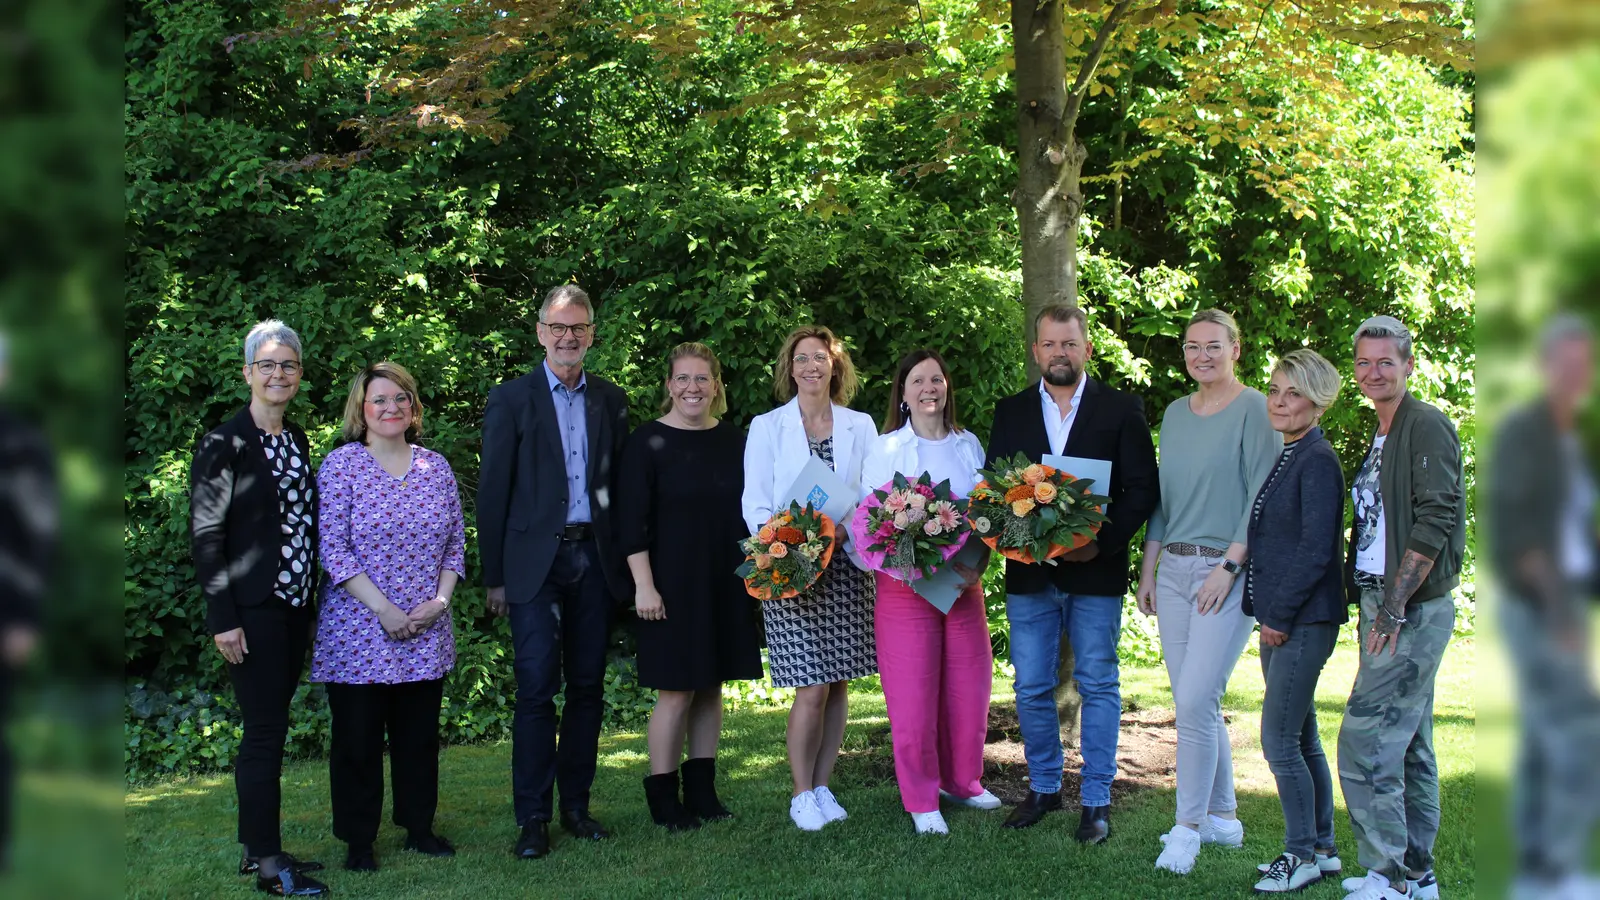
[
  {"x1": 191, "y1": 319, "x2": 329, "y2": 896},
  {"x1": 1244, "y1": 349, "x2": 1351, "y2": 892}
]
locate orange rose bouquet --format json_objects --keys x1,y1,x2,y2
[
  {"x1": 736, "y1": 502, "x2": 837, "y2": 600},
  {"x1": 965, "y1": 452, "x2": 1111, "y2": 565}
]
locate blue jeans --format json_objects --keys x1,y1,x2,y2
[
  {"x1": 1259, "y1": 623, "x2": 1338, "y2": 859},
  {"x1": 508, "y1": 539, "x2": 611, "y2": 825},
  {"x1": 1005, "y1": 588, "x2": 1122, "y2": 806}
]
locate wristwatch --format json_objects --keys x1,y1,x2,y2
[
  {"x1": 435, "y1": 595, "x2": 451, "y2": 608},
  {"x1": 1220, "y1": 558, "x2": 1242, "y2": 575}
]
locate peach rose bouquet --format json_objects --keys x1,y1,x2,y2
[{"x1": 965, "y1": 453, "x2": 1111, "y2": 565}]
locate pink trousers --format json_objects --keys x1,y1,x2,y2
[{"x1": 874, "y1": 572, "x2": 994, "y2": 813}]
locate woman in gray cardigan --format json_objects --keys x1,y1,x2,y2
[{"x1": 1244, "y1": 349, "x2": 1350, "y2": 893}]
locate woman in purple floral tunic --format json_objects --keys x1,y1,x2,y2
[{"x1": 311, "y1": 361, "x2": 465, "y2": 872}]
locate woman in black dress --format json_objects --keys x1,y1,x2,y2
[{"x1": 621, "y1": 342, "x2": 763, "y2": 831}]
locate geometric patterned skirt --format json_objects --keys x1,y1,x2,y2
[{"x1": 761, "y1": 561, "x2": 878, "y2": 688}]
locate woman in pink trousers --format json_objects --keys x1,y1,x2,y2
[{"x1": 859, "y1": 349, "x2": 999, "y2": 835}]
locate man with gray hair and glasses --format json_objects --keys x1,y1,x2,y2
[
  {"x1": 1488, "y1": 313, "x2": 1600, "y2": 900},
  {"x1": 478, "y1": 285, "x2": 632, "y2": 860},
  {"x1": 1336, "y1": 315, "x2": 1466, "y2": 900}
]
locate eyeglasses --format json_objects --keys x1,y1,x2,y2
[
  {"x1": 249, "y1": 359, "x2": 303, "y2": 376},
  {"x1": 541, "y1": 322, "x2": 592, "y2": 338},
  {"x1": 671, "y1": 374, "x2": 713, "y2": 387},
  {"x1": 1181, "y1": 342, "x2": 1229, "y2": 358},
  {"x1": 366, "y1": 392, "x2": 414, "y2": 410},
  {"x1": 792, "y1": 352, "x2": 832, "y2": 366}
]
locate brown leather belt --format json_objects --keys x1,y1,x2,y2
[{"x1": 1165, "y1": 542, "x2": 1224, "y2": 559}]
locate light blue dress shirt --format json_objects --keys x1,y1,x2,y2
[{"x1": 543, "y1": 361, "x2": 591, "y2": 525}]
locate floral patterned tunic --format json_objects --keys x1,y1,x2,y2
[{"x1": 310, "y1": 442, "x2": 466, "y2": 684}]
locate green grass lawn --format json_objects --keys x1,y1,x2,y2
[{"x1": 125, "y1": 640, "x2": 1476, "y2": 899}]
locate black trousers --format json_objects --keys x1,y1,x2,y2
[
  {"x1": 325, "y1": 678, "x2": 445, "y2": 846},
  {"x1": 227, "y1": 603, "x2": 313, "y2": 857},
  {"x1": 508, "y1": 539, "x2": 611, "y2": 825}
]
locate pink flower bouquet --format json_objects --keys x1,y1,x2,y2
[{"x1": 847, "y1": 472, "x2": 971, "y2": 584}]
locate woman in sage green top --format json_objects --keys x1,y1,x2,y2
[{"x1": 1134, "y1": 308, "x2": 1283, "y2": 876}]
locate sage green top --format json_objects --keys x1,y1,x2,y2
[{"x1": 1145, "y1": 386, "x2": 1283, "y2": 550}]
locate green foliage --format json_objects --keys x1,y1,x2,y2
[{"x1": 125, "y1": 0, "x2": 1474, "y2": 779}]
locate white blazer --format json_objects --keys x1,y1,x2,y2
[
  {"x1": 860, "y1": 422, "x2": 987, "y2": 499},
  {"x1": 742, "y1": 397, "x2": 878, "y2": 568}
]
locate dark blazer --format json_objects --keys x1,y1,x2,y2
[
  {"x1": 190, "y1": 407, "x2": 319, "y2": 636},
  {"x1": 985, "y1": 377, "x2": 1160, "y2": 597},
  {"x1": 477, "y1": 364, "x2": 631, "y2": 603},
  {"x1": 0, "y1": 406, "x2": 56, "y2": 631},
  {"x1": 1243, "y1": 427, "x2": 1348, "y2": 632}
]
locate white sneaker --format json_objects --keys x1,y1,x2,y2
[
  {"x1": 1261, "y1": 850, "x2": 1342, "y2": 874},
  {"x1": 1345, "y1": 872, "x2": 1388, "y2": 892},
  {"x1": 1155, "y1": 825, "x2": 1203, "y2": 875},
  {"x1": 1254, "y1": 853, "x2": 1324, "y2": 893},
  {"x1": 939, "y1": 788, "x2": 1003, "y2": 810},
  {"x1": 1345, "y1": 871, "x2": 1410, "y2": 900},
  {"x1": 910, "y1": 811, "x2": 949, "y2": 834},
  {"x1": 812, "y1": 785, "x2": 848, "y2": 822},
  {"x1": 789, "y1": 791, "x2": 827, "y2": 831},
  {"x1": 1200, "y1": 813, "x2": 1245, "y2": 848},
  {"x1": 1409, "y1": 870, "x2": 1439, "y2": 900}
]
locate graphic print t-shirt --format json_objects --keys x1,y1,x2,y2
[{"x1": 1351, "y1": 434, "x2": 1387, "y2": 576}]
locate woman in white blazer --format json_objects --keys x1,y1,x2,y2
[
  {"x1": 741, "y1": 325, "x2": 878, "y2": 832},
  {"x1": 859, "y1": 349, "x2": 998, "y2": 835}
]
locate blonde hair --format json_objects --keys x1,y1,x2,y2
[
  {"x1": 658, "y1": 342, "x2": 729, "y2": 418},
  {"x1": 1187, "y1": 308, "x2": 1240, "y2": 344},
  {"x1": 772, "y1": 325, "x2": 859, "y2": 405},
  {"x1": 1271, "y1": 349, "x2": 1341, "y2": 410},
  {"x1": 341, "y1": 361, "x2": 424, "y2": 444}
]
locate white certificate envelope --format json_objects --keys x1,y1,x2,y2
[
  {"x1": 1042, "y1": 454, "x2": 1112, "y2": 497},
  {"x1": 784, "y1": 454, "x2": 856, "y2": 526},
  {"x1": 911, "y1": 539, "x2": 987, "y2": 614}
]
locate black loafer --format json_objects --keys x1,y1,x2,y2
[
  {"x1": 559, "y1": 809, "x2": 611, "y2": 841},
  {"x1": 1075, "y1": 805, "x2": 1111, "y2": 844},
  {"x1": 240, "y1": 853, "x2": 325, "y2": 876},
  {"x1": 256, "y1": 868, "x2": 331, "y2": 896},
  {"x1": 403, "y1": 832, "x2": 456, "y2": 857},
  {"x1": 514, "y1": 823, "x2": 551, "y2": 859},
  {"x1": 343, "y1": 843, "x2": 378, "y2": 872},
  {"x1": 1001, "y1": 790, "x2": 1063, "y2": 830}
]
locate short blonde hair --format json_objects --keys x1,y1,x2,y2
[
  {"x1": 772, "y1": 325, "x2": 859, "y2": 405},
  {"x1": 1187, "y1": 308, "x2": 1240, "y2": 344},
  {"x1": 341, "y1": 361, "x2": 424, "y2": 444},
  {"x1": 658, "y1": 342, "x2": 729, "y2": 418},
  {"x1": 1271, "y1": 349, "x2": 1341, "y2": 410}
]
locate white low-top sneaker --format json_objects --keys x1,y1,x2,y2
[
  {"x1": 789, "y1": 791, "x2": 827, "y2": 831},
  {"x1": 1409, "y1": 870, "x2": 1439, "y2": 900},
  {"x1": 1261, "y1": 850, "x2": 1342, "y2": 874},
  {"x1": 812, "y1": 786, "x2": 848, "y2": 823},
  {"x1": 1346, "y1": 872, "x2": 1389, "y2": 892},
  {"x1": 939, "y1": 788, "x2": 1002, "y2": 810},
  {"x1": 911, "y1": 811, "x2": 949, "y2": 834},
  {"x1": 1254, "y1": 853, "x2": 1324, "y2": 893},
  {"x1": 1345, "y1": 872, "x2": 1412, "y2": 900},
  {"x1": 1155, "y1": 826, "x2": 1203, "y2": 875},
  {"x1": 1200, "y1": 813, "x2": 1245, "y2": 848}
]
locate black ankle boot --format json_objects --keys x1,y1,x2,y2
[
  {"x1": 681, "y1": 757, "x2": 733, "y2": 821},
  {"x1": 643, "y1": 771, "x2": 702, "y2": 832}
]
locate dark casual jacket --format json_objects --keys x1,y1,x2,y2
[
  {"x1": 0, "y1": 407, "x2": 56, "y2": 630},
  {"x1": 190, "y1": 407, "x2": 320, "y2": 635},
  {"x1": 1342, "y1": 391, "x2": 1467, "y2": 607},
  {"x1": 1243, "y1": 427, "x2": 1348, "y2": 632},
  {"x1": 1487, "y1": 398, "x2": 1598, "y2": 603},
  {"x1": 985, "y1": 377, "x2": 1161, "y2": 598},
  {"x1": 477, "y1": 364, "x2": 632, "y2": 603}
]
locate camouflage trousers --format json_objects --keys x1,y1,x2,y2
[{"x1": 1336, "y1": 587, "x2": 1454, "y2": 882}]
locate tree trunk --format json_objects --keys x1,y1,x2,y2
[{"x1": 1011, "y1": 0, "x2": 1086, "y2": 748}]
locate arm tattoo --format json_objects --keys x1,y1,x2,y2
[{"x1": 1383, "y1": 549, "x2": 1436, "y2": 617}]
